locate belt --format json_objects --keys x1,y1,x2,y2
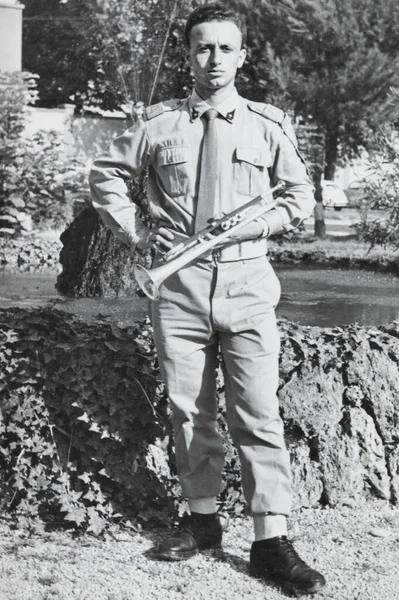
[
  {"x1": 215, "y1": 237, "x2": 268, "y2": 262},
  {"x1": 164, "y1": 228, "x2": 268, "y2": 263}
]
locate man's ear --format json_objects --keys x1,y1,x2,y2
[
  {"x1": 184, "y1": 46, "x2": 191, "y2": 66},
  {"x1": 238, "y1": 48, "x2": 247, "y2": 69},
  {"x1": 184, "y1": 49, "x2": 194, "y2": 79}
]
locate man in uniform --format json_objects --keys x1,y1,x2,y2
[{"x1": 89, "y1": 3, "x2": 326, "y2": 596}]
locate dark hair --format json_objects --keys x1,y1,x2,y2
[{"x1": 184, "y1": 3, "x2": 247, "y2": 48}]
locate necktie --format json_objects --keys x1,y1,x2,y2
[{"x1": 195, "y1": 108, "x2": 218, "y2": 233}]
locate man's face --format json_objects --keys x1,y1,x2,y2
[{"x1": 188, "y1": 20, "x2": 246, "y2": 96}]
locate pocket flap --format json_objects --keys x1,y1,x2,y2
[
  {"x1": 157, "y1": 146, "x2": 189, "y2": 167},
  {"x1": 236, "y1": 147, "x2": 270, "y2": 168}
]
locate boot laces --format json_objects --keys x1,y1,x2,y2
[
  {"x1": 279, "y1": 538, "x2": 308, "y2": 568},
  {"x1": 174, "y1": 514, "x2": 192, "y2": 535}
]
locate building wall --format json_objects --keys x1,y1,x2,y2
[
  {"x1": 0, "y1": 1, "x2": 24, "y2": 72},
  {"x1": 26, "y1": 105, "x2": 128, "y2": 162}
]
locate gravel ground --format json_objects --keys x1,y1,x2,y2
[{"x1": 1, "y1": 500, "x2": 399, "y2": 600}]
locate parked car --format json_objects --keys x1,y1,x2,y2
[{"x1": 320, "y1": 180, "x2": 349, "y2": 210}]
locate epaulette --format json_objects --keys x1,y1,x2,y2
[
  {"x1": 249, "y1": 100, "x2": 309, "y2": 172},
  {"x1": 144, "y1": 99, "x2": 183, "y2": 121},
  {"x1": 249, "y1": 100, "x2": 299, "y2": 148},
  {"x1": 248, "y1": 101, "x2": 285, "y2": 124}
]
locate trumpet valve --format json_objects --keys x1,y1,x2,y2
[
  {"x1": 220, "y1": 219, "x2": 232, "y2": 231},
  {"x1": 221, "y1": 214, "x2": 242, "y2": 230}
]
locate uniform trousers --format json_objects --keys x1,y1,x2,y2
[{"x1": 150, "y1": 253, "x2": 292, "y2": 516}]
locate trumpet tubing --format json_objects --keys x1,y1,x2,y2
[{"x1": 134, "y1": 181, "x2": 285, "y2": 301}]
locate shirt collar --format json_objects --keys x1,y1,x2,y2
[{"x1": 189, "y1": 88, "x2": 239, "y2": 123}]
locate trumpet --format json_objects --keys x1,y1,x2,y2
[{"x1": 134, "y1": 181, "x2": 286, "y2": 300}]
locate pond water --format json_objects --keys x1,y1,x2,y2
[
  {"x1": 0, "y1": 264, "x2": 398, "y2": 328},
  {"x1": 275, "y1": 264, "x2": 399, "y2": 327},
  {"x1": 0, "y1": 269, "x2": 148, "y2": 325}
]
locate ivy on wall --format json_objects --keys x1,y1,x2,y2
[
  {"x1": 0, "y1": 308, "x2": 176, "y2": 533},
  {"x1": 1, "y1": 307, "x2": 399, "y2": 534},
  {"x1": 0, "y1": 307, "x2": 249, "y2": 533}
]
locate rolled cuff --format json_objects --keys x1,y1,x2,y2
[
  {"x1": 260, "y1": 208, "x2": 286, "y2": 237},
  {"x1": 94, "y1": 204, "x2": 149, "y2": 250}
]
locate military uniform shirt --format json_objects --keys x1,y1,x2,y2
[{"x1": 89, "y1": 88, "x2": 315, "y2": 254}]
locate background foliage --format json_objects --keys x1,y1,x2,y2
[
  {"x1": 352, "y1": 124, "x2": 399, "y2": 249},
  {"x1": 235, "y1": 0, "x2": 399, "y2": 179},
  {"x1": 22, "y1": 0, "x2": 399, "y2": 182},
  {"x1": 0, "y1": 72, "x2": 87, "y2": 235},
  {"x1": 20, "y1": 0, "x2": 399, "y2": 241},
  {"x1": 23, "y1": 0, "x2": 194, "y2": 111}
]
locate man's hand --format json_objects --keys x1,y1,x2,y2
[
  {"x1": 214, "y1": 218, "x2": 266, "y2": 246},
  {"x1": 136, "y1": 227, "x2": 175, "y2": 255}
]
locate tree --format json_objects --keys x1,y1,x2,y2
[
  {"x1": 234, "y1": 0, "x2": 399, "y2": 180},
  {"x1": 24, "y1": 0, "x2": 399, "y2": 180},
  {"x1": 23, "y1": 0, "x2": 103, "y2": 108},
  {"x1": 23, "y1": 0, "x2": 194, "y2": 110},
  {"x1": 289, "y1": 0, "x2": 399, "y2": 180}
]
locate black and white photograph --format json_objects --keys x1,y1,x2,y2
[{"x1": 1, "y1": 1, "x2": 399, "y2": 598}]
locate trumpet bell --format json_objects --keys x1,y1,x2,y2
[{"x1": 134, "y1": 264, "x2": 160, "y2": 301}]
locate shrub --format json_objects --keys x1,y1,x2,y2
[
  {"x1": 7, "y1": 129, "x2": 88, "y2": 230},
  {"x1": 0, "y1": 72, "x2": 88, "y2": 235},
  {"x1": 352, "y1": 125, "x2": 399, "y2": 249}
]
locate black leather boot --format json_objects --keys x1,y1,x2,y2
[
  {"x1": 151, "y1": 512, "x2": 223, "y2": 561},
  {"x1": 250, "y1": 536, "x2": 326, "y2": 596}
]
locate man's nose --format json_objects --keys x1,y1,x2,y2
[{"x1": 210, "y1": 47, "x2": 222, "y2": 65}]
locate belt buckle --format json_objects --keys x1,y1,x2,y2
[{"x1": 212, "y1": 247, "x2": 221, "y2": 261}]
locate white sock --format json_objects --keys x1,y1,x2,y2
[
  {"x1": 253, "y1": 514, "x2": 288, "y2": 541},
  {"x1": 188, "y1": 497, "x2": 218, "y2": 514}
]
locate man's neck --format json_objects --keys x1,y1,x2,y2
[{"x1": 195, "y1": 83, "x2": 236, "y2": 107}]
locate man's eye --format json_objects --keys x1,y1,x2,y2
[{"x1": 221, "y1": 47, "x2": 233, "y2": 52}]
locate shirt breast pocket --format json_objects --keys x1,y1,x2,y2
[
  {"x1": 234, "y1": 147, "x2": 272, "y2": 196},
  {"x1": 157, "y1": 146, "x2": 190, "y2": 197}
]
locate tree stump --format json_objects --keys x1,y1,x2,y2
[{"x1": 57, "y1": 178, "x2": 150, "y2": 297}]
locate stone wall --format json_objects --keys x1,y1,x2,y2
[
  {"x1": 1, "y1": 307, "x2": 398, "y2": 524},
  {"x1": 277, "y1": 320, "x2": 399, "y2": 509}
]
